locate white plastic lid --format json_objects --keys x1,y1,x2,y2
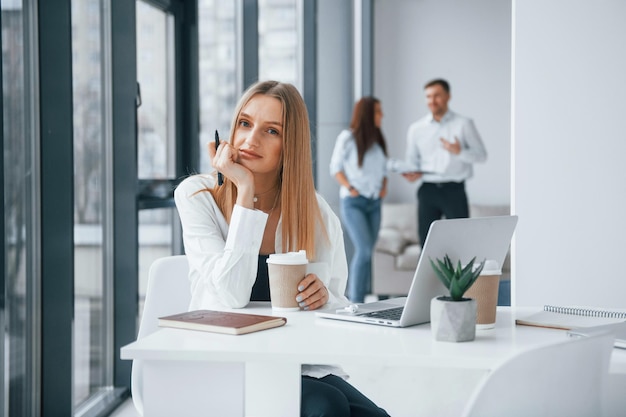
[{"x1": 266, "y1": 250, "x2": 308, "y2": 265}]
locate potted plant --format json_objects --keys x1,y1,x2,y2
[{"x1": 429, "y1": 254, "x2": 485, "y2": 342}]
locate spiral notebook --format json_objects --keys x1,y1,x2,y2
[{"x1": 516, "y1": 305, "x2": 626, "y2": 330}]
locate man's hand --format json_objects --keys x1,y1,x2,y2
[{"x1": 440, "y1": 136, "x2": 461, "y2": 155}]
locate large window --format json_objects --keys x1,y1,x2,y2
[
  {"x1": 2, "y1": 1, "x2": 39, "y2": 416},
  {"x1": 197, "y1": 0, "x2": 239, "y2": 173},
  {"x1": 3, "y1": 0, "x2": 136, "y2": 414},
  {"x1": 196, "y1": 0, "x2": 302, "y2": 175},
  {"x1": 137, "y1": 1, "x2": 175, "y2": 180},
  {"x1": 136, "y1": 0, "x2": 187, "y2": 324},
  {"x1": 71, "y1": 0, "x2": 113, "y2": 409},
  {"x1": 1, "y1": 0, "x2": 318, "y2": 414},
  {"x1": 258, "y1": 0, "x2": 301, "y2": 89}
]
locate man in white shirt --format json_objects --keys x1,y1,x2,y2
[{"x1": 403, "y1": 79, "x2": 487, "y2": 247}]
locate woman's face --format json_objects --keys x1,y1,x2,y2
[
  {"x1": 374, "y1": 101, "x2": 383, "y2": 128},
  {"x1": 233, "y1": 94, "x2": 284, "y2": 176}
]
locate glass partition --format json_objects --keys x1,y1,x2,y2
[
  {"x1": 136, "y1": 0, "x2": 180, "y2": 325},
  {"x1": 2, "y1": 1, "x2": 38, "y2": 415},
  {"x1": 197, "y1": 0, "x2": 239, "y2": 173},
  {"x1": 137, "y1": 0, "x2": 175, "y2": 180},
  {"x1": 258, "y1": 0, "x2": 301, "y2": 90},
  {"x1": 71, "y1": 0, "x2": 114, "y2": 409}
]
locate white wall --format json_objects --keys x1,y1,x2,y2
[
  {"x1": 373, "y1": 0, "x2": 512, "y2": 206},
  {"x1": 513, "y1": 0, "x2": 626, "y2": 307}
]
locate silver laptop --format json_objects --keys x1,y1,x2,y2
[
  {"x1": 316, "y1": 215, "x2": 519, "y2": 327},
  {"x1": 568, "y1": 321, "x2": 626, "y2": 349}
]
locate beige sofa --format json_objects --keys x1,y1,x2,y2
[{"x1": 372, "y1": 203, "x2": 511, "y2": 297}]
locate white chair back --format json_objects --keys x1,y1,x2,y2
[
  {"x1": 461, "y1": 332, "x2": 614, "y2": 417},
  {"x1": 131, "y1": 255, "x2": 191, "y2": 415},
  {"x1": 137, "y1": 255, "x2": 191, "y2": 339}
]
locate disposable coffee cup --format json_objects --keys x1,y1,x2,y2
[
  {"x1": 267, "y1": 250, "x2": 308, "y2": 311},
  {"x1": 464, "y1": 260, "x2": 501, "y2": 329}
]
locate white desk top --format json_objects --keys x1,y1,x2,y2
[{"x1": 121, "y1": 304, "x2": 626, "y2": 373}]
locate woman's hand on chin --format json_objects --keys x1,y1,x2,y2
[{"x1": 209, "y1": 141, "x2": 255, "y2": 207}]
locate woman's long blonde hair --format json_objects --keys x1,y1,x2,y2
[{"x1": 211, "y1": 80, "x2": 327, "y2": 259}]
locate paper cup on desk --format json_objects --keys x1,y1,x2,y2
[
  {"x1": 267, "y1": 251, "x2": 308, "y2": 311},
  {"x1": 464, "y1": 260, "x2": 501, "y2": 329}
]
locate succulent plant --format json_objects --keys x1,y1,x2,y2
[{"x1": 430, "y1": 255, "x2": 486, "y2": 301}]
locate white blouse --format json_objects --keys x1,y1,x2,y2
[
  {"x1": 174, "y1": 174, "x2": 350, "y2": 379},
  {"x1": 329, "y1": 129, "x2": 388, "y2": 199}
]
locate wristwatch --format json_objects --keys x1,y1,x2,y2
[{"x1": 348, "y1": 185, "x2": 355, "y2": 192}]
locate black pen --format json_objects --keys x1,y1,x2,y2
[{"x1": 215, "y1": 130, "x2": 224, "y2": 186}]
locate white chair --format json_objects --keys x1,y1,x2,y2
[
  {"x1": 461, "y1": 332, "x2": 615, "y2": 417},
  {"x1": 131, "y1": 255, "x2": 244, "y2": 417},
  {"x1": 131, "y1": 255, "x2": 191, "y2": 415},
  {"x1": 136, "y1": 255, "x2": 191, "y2": 341}
]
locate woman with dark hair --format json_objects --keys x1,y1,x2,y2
[
  {"x1": 329, "y1": 97, "x2": 388, "y2": 303},
  {"x1": 175, "y1": 81, "x2": 390, "y2": 417}
]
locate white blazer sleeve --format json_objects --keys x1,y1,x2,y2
[{"x1": 174, "y1": 175, "x2": 268, "y2": 309}]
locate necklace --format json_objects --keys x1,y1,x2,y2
[{"x1": 253, "y1": 185, "x2": 278, "y2": 203}]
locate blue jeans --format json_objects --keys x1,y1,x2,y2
[{"x1": 340, "y1": 196, "x2": 382, "y2": 303}]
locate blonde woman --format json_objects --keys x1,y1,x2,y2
[{"x1": 175, "y1": 80, "x2": 390, "y2": 417}]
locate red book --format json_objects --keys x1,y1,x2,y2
[{"x1": 158, "y1": 310, "x2": 287, "y2": 335}]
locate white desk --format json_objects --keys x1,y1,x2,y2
[{"x1": 121, "y1": 304, "x2": 626, "y2": 417}]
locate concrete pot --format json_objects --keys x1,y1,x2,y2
[{"x1": 430, "y1": 296, "x2": 477, "y2": 342}]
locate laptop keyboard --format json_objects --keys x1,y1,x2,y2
[{"x1": 361, "y1": 306, "x2": 404, "y2": 321}]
